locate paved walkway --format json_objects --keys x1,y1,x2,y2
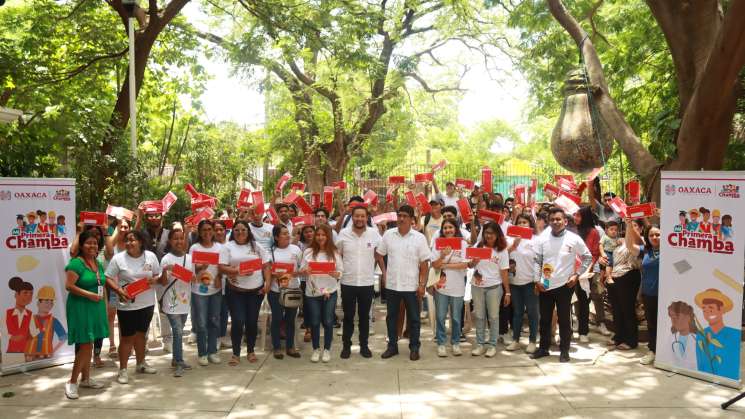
[{"x1": 1, "y1": 305, "x2": 744, "y2": 418}]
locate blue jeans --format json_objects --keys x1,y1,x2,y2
[
  {"x1": 385, "y1": 290, "x2": 421, "y2": 352},
  {"x1": 268, "y1": 291, "x2": 297, "y2": 350},
  {"x1": 167, "y1": 313, "x2": 188, "y2": 363},
  {"x1": 471, "y1": 285, "x2": 502, "y2": 346},
  {"x1": 191, "y1": 293, "x2": 221, "y2": 357},
  {"x1": 511, "y1": 283, "x2": 539, "y2": 342},
  {"x1": 434, "y1": 291, "x2": 464, "y2": 346},
  {"x1": 227, "y1": 290, "x2": 262, "y2": 356},
  {"x1": 305, "y1": 293, "x2": 337, "y2": 350},
  {"x1": 220, "y1": 287, "x2": 230, "y2": 338}
]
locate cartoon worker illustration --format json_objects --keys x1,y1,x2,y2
[
  {"x1": 48, "y1": 211, "x2": 57, "y2": 235},
  {"x1": 25, "y1": 286, "x2": 67, "y2": 360},
  {"x1": 56, "y1": 214, "x2": 66, "y2": 236},
  {"x1": 665, "y1": 301, "x2": 697, "y2": 370},
  {"x1": 12, "y1": 214, "x2": 25, "y2": 236},
  {"x1": 24, "y1": 211, "x2": 38, "y2": 234},
  {"x1": 674, "y1": 211, "x2": 687, "y2": 233},
  {"x1": 36, "y1": 210, "x2": 49, "y2": 233},
  {"x1": 686, "y1": 208, "x2": 700, "y2": 232},
  {"x1": 694, "y1": 288, "x2": 740, "y2": 380},
  {"x1": 711, "y1": 209, "x2": 722, "y2": 238},
  {"x1": 720, "y1": 215, "x2": 733, "y2": 240},
  {"x1": 6, "y1": 277, "x2": 34, "y2": 354},
  {"x1": 697, "y1": 207, "x2": 711, "y2": 234},
  {"x1": 541, "y1": 263, "x2": 554, "y2": 288}
]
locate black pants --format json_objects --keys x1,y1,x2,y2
[
  {"x1": 341, "y1": 284, "x2": 374, "y2": 348},
  {"x1": 642, "y1": 294, "x2": 658, "y2": 353},
  {"x1": 610, "y1": 270, "x2": 641, "y2": 348},
  {"x1": 539, "y1": 284, "x2": 573, "y2": 353},
  {"x1": 499, "y1": 295, "x2": 513, "y2": 335},
  {"x1": 385, "y1": 289, "x2": 421, "y2": 352},
  {"x1": 574, "y1": 284, "x2": 590, "y2": 336}
]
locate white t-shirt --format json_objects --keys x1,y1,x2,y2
[
  {"x1": 189, "y1": 242, "x2": 224, "y2": 296},
  {"x1": 302, "y1": 249, "x2": 343, "y2": 297},
  {"x1": 222, "y1": 241, "x2": 270, "y2": 290},
  {"x1": 510, "y1": 236, "x2": 537, "y2": 286},
  {"x1": 105, "y1": 250, "x2": 162, "y2": 311},
  {"x1": 337, "y1": 227, "x2": 381, "y2": 287},
  {"x1": 431, "y1": 240, "x2": 467, "y2": 297},
  {"x1": 249, "y1": 222, "x2": 274, "y2": 251},
  {"x1": 377, "y1": 228, "x2": 431, "y2": 292},
  {"x1": 423, "y1": 215, "x2": 443, "y2": 245},
  {"x1": 269, "y1": 244, "x2": 303, "y2": 292},
  {"x1": 472, "y1": 247, "x2": 510, "y2": 288},
  {"x1": 157, "y1": 253, "x2": 193, "y2": 315},
  {"x1": 437, "y1": 193, "x2": 460, "y2": 210}
]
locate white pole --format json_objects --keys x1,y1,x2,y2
[{"x1": 128, "y1": 16, "x2": 137, "y2": 157}]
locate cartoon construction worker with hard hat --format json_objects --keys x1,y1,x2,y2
[{"x1": 25, "y1": 286, "x2": 67, "y2": 360}]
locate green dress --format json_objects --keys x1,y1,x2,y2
[{"x1": 65, "y1": 257, "x2": 109, "y2": 344}]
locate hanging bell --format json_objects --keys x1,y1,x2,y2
[{"x1": 551, "y1": 69, "x2": 614, "y2": 173}]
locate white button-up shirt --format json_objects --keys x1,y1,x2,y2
[
  {"x1": 377, "y1": 228, "x2": 430, "y2": 292},
  {"x1": 337, "y1": 227, "x2": 381, "y2": 287},
  {"x1": 533, "y1": 229, "x2": 592, "y2": 290}
]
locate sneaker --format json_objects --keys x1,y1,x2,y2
[
  {"x1": 459, "y1": 334, "x2": 467, "y2": 343},
  {"x1": 471, "y1": 345, "x2": 485, "y2": 356},
  {"x1": 506, "y1": 341, "x2": 520, "y2": 351},
  {"x1": 220, "y1": 337, "x2": 232, "y2": 349},
  {"x1": 208, "y1": 354, "x2": 221, "y2": 364},
  {"x1": 174, "y1": 365, "x2": 185, "y2": 377},
  {"x1": 162, "y1": 342, "x2": 171, "y2": 353},
  {"x1": 336, "y1": 328, "x2": 343, "y2": 336},
  {"x1": 117, "y1": 369, "x2": 129, "y2": 384},
  {"x1": 485, "y1": 346, "x2": 498, "y2": 358},
  {"x1": 437, "y1": 345, "x2": 447, "y2": 357},
  {"x1": 311, "y1": 349, "x2": 321, "y2": 363},
  {"x1": 500, "y1": 334, "x2": 512, "y2": 345},
  {"x1": 322, "y1": 349, "x2": 331, "y2": 363},
  {"x1": 640, "y1": 352, "x2": 656, "y2": 365},
  {"x1": 65, "y1": 382, "x2": 79, "y2": 399},
  {"x1": 526, "y1": 342, "x2": 537, "y2": 354},
  {"x1": 79, "y1": 378, "x2": 105, "y2": 389},
  {"x1": 136, "y1": 363, "x2": 157, "y2": 374},
  {"x1": 579, "y1": 335, "x2": 590, "y2": 343},
  {"x1": 198, "y1": 356, "x2": 209, "y2": 366},
  {"x1": 187, "y1": 333, "x2": 197, "y2": 345},
  {"x1": 452, "y1": 344, "x2": 462, "y2": 356},
  {"x1": 598, "y1": 323, "x2": 611, "y2": 336}
]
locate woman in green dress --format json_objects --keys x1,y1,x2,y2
[{"x1": 64, "y1": 230, "x2": 127, "y2": 399}]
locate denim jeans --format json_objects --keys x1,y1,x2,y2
[
  {"x1": 167, "y1": 313, "x2": 188, "y2": 363},
  {"x1": 227, "y1": 290, "x2": 262, "y2": 356},
  {"x1": 220, "y1": 287, "x2": 231, "y2": 338},
  {"x1": 510, "y1": 283, "x2": 539, "y2": 342},
  {"x1": 471, "y1": 284, "x2": 502, "y2": 346},
  {"x1": 433, "y1": 291, "x2": 464, "y2": 346},
  {"x1": 385, "y1": 290, "x2": 421, "y2": 352},
  {"x1": 305, "y1": 292, "x2": 338, "y2": 350},
  {"x1": 191, "y1": 292, "x2": 222, "y2": 357},
  {"x1": 267, "y1": 291, "x2": 297, "y2": 350},
  {"x1": 341, "y1": 284, "x2": 374, "y2": 348}
]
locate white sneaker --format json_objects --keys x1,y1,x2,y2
[
  {"x1": 162, "y1": 342, "x2": 171, "y2": 353},
  {"x1": 79, "y1": 378, "x2": 105, "y2": 389},
  {"x1": 485, "y1": 346, "x2": 497, "y2": 358},
  {"x1": 579, "y1": 335, "x2": 590, "y2": 343},
  {"x1": 136, "y1": 362, "x2": 157, "y2": 374},
  {"x1": 640, "y1": 352, "x2": 655, "y2": 365},
  {"x1": 116, "y1": 369, "x2": 129, "y2": 384},
  {"x1": 322, "y1": 349, "x2": 331, "y2": 363},
  {"x1": 437, "y1": 345, "x2": 447, "y2": 357},
  {"x1": 506, "y1": 341, "x2": 520, "y2": 351},
  {"x1": 198, "y1": 356, "x2": 209, "y2": 366},
  {"x1": 471, "y1": 345, "x2": 485, "y2": 356},
  {"x1": 208, "y1": 354, "x2": 221, "y2": 364},
  {"x1": 65, "y1": 382, "x2": 79, "y2": 399},
  {"x1": 500, "y1": 334, "x2": 512, "y2": 345},
  {"x1": 336, "y1": 328, "x2": 343, "y2": 336},
  {"x1": 526, "y1": 342, "x2": 537, "y2": 354},
  {"x1": 187, "y1": 333, "x2": 197, "y2": 345},
  {"x1": 220, "y1": 337, "x2": 232, "y2": 349},
  {"x1": 311, "y1": 349, "x2": 321, "y2": 363},
  {"x1": 452, "y1": 344, "x2": 462, "y2": 356},
  {"x1": 598, "y1": 323, "x2": 611, "y2": 336}
]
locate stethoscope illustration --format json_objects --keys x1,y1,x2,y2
[{"x1": 671, "y1": 332, "x2": 692, "y2": 356}]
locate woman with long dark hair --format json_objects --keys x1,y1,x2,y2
[
  {"x1": 188, "y1": 220, "x2": 223, "y2": 366},
  {"x1": 506, "y1": 214, "x2": 540, "y2": 353},
  {"x1": 571, "y1": 205, "x2": 601, "y2": 343},
  {"x1": 267, "y1": 224, "x2": 304, "y2": 359},
  {"x1": 431, "y1": 219, "x2": 468, "y2": 357},
  {"x1": 607, "y1": 219, "x2": 644, "y2": 350}
]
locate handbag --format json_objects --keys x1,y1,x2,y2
[
  {"x1": 158, "y1": 255, "x2": 185, "y2": 314},
  {"x1": 272, "y1": 247, "x2": 303, "y2": 309}
]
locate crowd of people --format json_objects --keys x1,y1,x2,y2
[{"x1": 61, "y1": 177, "x2": 660, "y2": 400}]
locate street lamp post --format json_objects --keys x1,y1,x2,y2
[{"x1": 122, "y1": 0, "x2": 137, "y2": 157}]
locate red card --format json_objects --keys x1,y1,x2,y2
[
  {"x1": 481, "y1": 167, "x2": 492, "y2": 193},
  {"x1": 323, "y1": 187, "x2": 334, "y2": 213},
  {"x1": 125, "y1": 278, "x2": 151, "y2": 298},
  {"x1": 237, "y1": 188, "x2": 252, "y2": 209},
  {"x1": 363, "y1": 189, "x2": 378, "y2": 206},
  {"x1": 106, "y1": 205, "x2": 134, "y2": 221},
  {"x1": 506, "y1": 225, "x2": 533, "y2": 239},
  {"x1": 222, "y1": 219, "x2": 234, "y2": 229},
  {"x1": 172, "y1": 264, "x2": 194, "y2": 283},
  {"x1": 295, "y1": 195, "x2": 314, "y2": 214},
  {"x1": 267, "y1": 206, "x2": 279, "y2": 224},
  {"x1": 310, "y1": 193, "x2": 321, "y2": 209},
  {"x1": 577, "y1": 181, "x2": 588, "y2": 196},
  {"x1": 415, "y1": 193, "x2": 432, "y2": 214},
  {"x1": 404, "y1": 191, "x2": 416, "y2": 207},
  {"x1": 626, "y1": 180, "x2": 641, "y2": 202},
  {"x1": 627, "y1": 202, "x2": 656, "y2": 219},
  {"x1": 432, "y1": 159, "x2": 447, "y2": 173},
  {"x1": 184, "y1": 183, "x2": 199, "y2": 199},
  {"x1": 543, "y1": 183, "x2": 561, "y2": 196},
  {"x1": 388, "y1": 176, "x2": 405, "y2": 185},
  {"x1": 514, "y1": 185, "x2": 526, "y2": 206},
  {"x1": 251, "y1": 191, "x2": 265, "y2": 214},
  {"x1": 192, "y1": 250, "x2": 220, "y2": 265},
  {"x1": 477, "y1": 209, "x2": 505, "y2": 225},
  {"x1": 272, "y1": 262, "x2": 295, "y2": 274},
  {"x1": 191, "y1": 197, "x2": 216, "y2": 212},
  {"x1": 349, "y1": 202, "x2": 368, "y2": 209},
  {"x1": 140, "y1": 200, "x2": 164, "y2": 214},
  {"x1": 308, "y1": 261, "x2": 336, "y2": 274},
  {"x1": 290, "y1": 182, "x2": 306, "y2": 192},
  {"x1": 283, "y1": 191, "x2": 299, "y2": 204},
  {"x1": 435, "y1": 237, "x2": 463, "y2": 250},
  {"x1": 529, "y1": 178, "x2": 537, "y2": 194},
  {"x1": 191, "y1": 208, "x2": 214, "y2": 225},
  {"x1": 372, "y1": 212, "x2": 397, "y2": 224},
  {"x1": 465, "y1": 247, "x2": 492, "y2": 260},
  {"x1": 555, "y1": 175, "x2": 576, "y2": 191},
  {"x1": 554, "y1": 195, "x2": 580, "y2": 214},
  {"x1": 457, "y1": 199, "x2": 473, "y2": 223},
  {"x1": 414, "y1": 172, "x2": 434, "y2": 183},
  {"x1": 559, "y1": 191, "x2": 582, "y2": 205},
  {"x1": 239, "y1": 258, "x2": 263, "y2": 275},
  {"x1": 455, "y1": 178, "x2": 475, "y2": 190},
  {"x1": 276, "y1": 172, "x2": 293, "y2": 192},
  {"x1": 161, "y1": 191, "x2": 177, "y2": 213},
  {"x1": 331, "y1": 180, "x2": 347, "y2": 190},
  {"x1": 385, "y1": 185, "x2": 395, "y2": 203},
  {"x1": 608, "y1": 197, "x2": 628, "y2": 218},
  {"x1": 292, "y1": 214, "x2": 313, "y2": 227},
  {"x1": 80, "y1": 211, "x2": 107, "y2": 226}
]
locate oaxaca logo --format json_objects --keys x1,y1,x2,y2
[
  {"x1": 664, "y1": 184, "x2": 676, "y2": 196},
  {"x1": 669, "y1": 207, "x2": 734, "y2": 254},
  {"x1": 53, "y1": 189, "x2": 71, "y2": 201},
  {"x1": 673, "y1": 185, "x2": 712, "y2": 195},
  {"x1": 718, "y1": 184, "x2": 740, "y2": 198}
]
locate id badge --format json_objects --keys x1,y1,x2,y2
[
  {"x1": 542, "y1": 278, "x2": 550, "y2": 288},
  {"x1": 199, "y1": 284, "x2": 208, "y2": 293},
  {"x1": 97, "y1": 286, "x2": 104, "y2": 298}
]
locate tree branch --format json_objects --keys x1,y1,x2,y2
[{"x1": 403, "y1": 70, "x2": 467, "y2": 94}]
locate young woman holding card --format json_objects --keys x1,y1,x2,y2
[
  {"x1": 301, "y1": 224, "x2": 343, "y2": 363},
  {"x1": 506, "y1": 215, "x2": 539, "y2": 353},
  {"x1": 467, "y1": 222, "x2": 511, "y2": 358},
  {"x1": 105, "y1": 230, "x2": 162, "y2": 384},
  {"x1": 104, "y1": 218, "x2": 129, "y2": 360},
  {"x1": 430, "y1": 219, "x2": 468, "y2": 357},
  {"x1": 267, "y1": 224, "x2": 304, "y2": 359},
  {"x1": 188, "y1": 220, "x2": 224, "y2": 367},
  {"x1": 213, "y1": 219, "x2": 232, "y2": 351},
  {"x1": 219, "y1": 220, "x2": 271, "y2": 365}
]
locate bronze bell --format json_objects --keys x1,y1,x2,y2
[{"x1": 551, "y1": 69, "x2": 614, "y2": 173}]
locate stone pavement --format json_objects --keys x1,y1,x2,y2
[{"x1": 1, "y1": 304, "x2": 744, "y2": 419}]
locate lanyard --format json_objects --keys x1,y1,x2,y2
[{"x1": 82, "y1": 257, "x2": 102, "y2": 286}]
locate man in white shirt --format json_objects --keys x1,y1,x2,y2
[
  {"x1": 275, "y1": 203, "x2": 293, "y2": 232},
  {"x1": 248, "y1": 207, "x2": 274, "y2": 251},
  {"x1": 337, "y1": 206, "x2": 385, "y2": 359},
  {"x1": 531, "y1": 207, "x2": 592, "y2": 363},
  {"x1": 376, "y1": 205, "x2": 430, "y2": 361},
  {"x1": 433, "y1": 180, "x2": 461, "y2": 210}
]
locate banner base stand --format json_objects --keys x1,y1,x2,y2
[
  {"x1": 655, "y1": 361, "x2": 742, "y2": 389},
  {"x1": 722, "y1": 391, "x2": 745, "y2": 410}
]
